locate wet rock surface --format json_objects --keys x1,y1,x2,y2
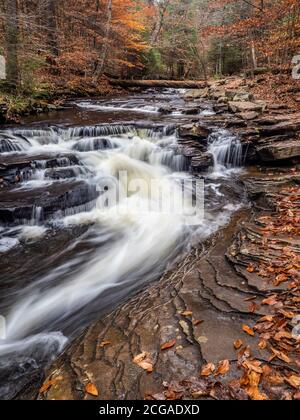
[
  {"x1": 0, "y1": 181, "x2": 99, "y2": 225},
  {"x1": 38, "y1": 169, "x2": 300, "y2": 401}
]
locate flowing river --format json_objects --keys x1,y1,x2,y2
[{"x1": 0, "y1": 89, "x2": 245, "y2": 399}]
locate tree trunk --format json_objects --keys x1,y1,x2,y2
[
  {"x1": 93, "y1": 0, "x2": 112, "y2": 82},
  {"x1": 251, "y1": 41, "x2": 258, "y2": 70},
  {"x1": 46, "y1": 0, "x2": 59, "y2": 56},
  {"x1": 4, "y1": 0, "x2": 19, "y2": 88}
]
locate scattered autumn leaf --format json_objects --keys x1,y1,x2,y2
[
  {"x1": 85, "y1": 383, "x2": 99, "y2": 397},
  {"x1": 215, "y1": 360, "x2": 230, "y2": 377},
  {"x1": 262, "y1": 296, "x2": 278, "y2": 306},
  {"x1": 285, "y1": 375, "x2": 300, "y2": 389},
  {"x1": 133, "y1": 352, "x2": 153, "y2": 373},
  {"x1": 258, "y1": 339, "x2": 267, "y2": 350},
  {"x1": 234, "y1": 339, "x2": 243, "y2": 350},
  {"x1": 181, "y1": 311, "x2": 193, "y2": 317},
  {"x1": 161, "y1": 339, "x2": 176, "y2": 351},
  {"x1": 193, "y1": 319, "x2": 204, "y2": 326},
  {"x1": 39, "y1": 378, "x2": 61, "y2": 394},
  {"x1": 200, "y1": 363, "x2": 215, "y2": 377},
  {"x1": 243, "y1": 325, "x2": 255, "y2": 336},
  {"x1": 270, "y1": 347, "x2": 291, "y2": 364},
  {"x1": 243, "y1": 359, "x2": 263, "y2": 374},
  {"x1": 247, "y1": 264, "x2": 255, "y2": 273},
  {"x1": 99, "y1": 341, "x2": 111, "y2": 348}
]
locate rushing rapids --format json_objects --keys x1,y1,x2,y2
[{"x1": 0, "y1": 89, "x2": 245, "y2": 399}]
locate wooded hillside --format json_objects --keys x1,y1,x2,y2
[{"x1": 0, "y1": 1, "x2": 300, "y2": 92}]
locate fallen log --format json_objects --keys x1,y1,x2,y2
[{"x1": 109, "y1": 79, "x2": 207, "y2": 89}]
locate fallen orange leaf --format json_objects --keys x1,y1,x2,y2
[
  {"x1": 247, "y1": 264, "x2": 255, "y2": 273},
  {"x1": 181, "y1": 311, "x2": 193, "y2": 317},
  {"x1": 258, "y1": 339, "x2": 267, "y2": 350},
  {"x1": 39, "y1": 379, "x2": 60, "y2": 394},
  {"x1": 161, "y1": 339, "x2": 176, "y2": 351},
  {"x1": 243, "y1": 325, "x2": 255, "y2": 336},
  {"x1": 215, "y1": 360, "x2": 230, "y2": 377},
  {"x1": 99, "y1": 341, "x2": 111, "y2": 348},
  {"x1": 133, "y1": 352, "x2": 153, "y2": 373},
  {"x1": 200, "y1": 363, "x2": 215, "y2": 377},
  {"x1": 234, "y1": 339, "x2": 243, "y2": 350},
  {"x1": 85, "y1": 383, "x2": 99, "y2": 397},
  {"x1": 285, "y1": 375, "x2": 300, "y2": 389}
]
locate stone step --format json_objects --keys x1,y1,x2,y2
[{"x1": 0, "y1": 181, "x2": 99, "y2": 225}]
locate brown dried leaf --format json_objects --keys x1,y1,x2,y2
[
  {"x1": 85, "y1": 383, "x2": 99, "y2": 397},
  {"x1": 193, "y1": 319, "x2": 204, "y2": 326},
  {"x1": 215, "y1": 360, "x2": 230, "y2": 377},
  {"x1": 242, "y1": 324, "x2": 255, "y2": 336},
  {"x1": 133, "y1": 352, "x2": 154, "y2": 373},
  {"x1": 285, "y1": 375, "x2": 300, "y2": 389},
  {"x1": 262, "y1": 296, "x2": 278, "y2": 306},
  {"x1": 39, "y1": 378, "x2": 60, "y2": 394},
  {"x1": 258, "y1": 339, "x2": 267, "y2": 350},
  {"x1": 99, "y1": 341, "x2": 111, "y2": 348},
  {"x1": 243, "y1": 359, "x2": 263, "y2": 374},
  {"x1": 247, "y1": 264, "x2": 255, "y2": 273},
  {"x1": 161, "y1": 339, "x2": 176, "y2": 351},
  {"x1": 270, "y1": 347, "x2": 291, "y2": 364},
  {"x1": 200, "y1": 363, "x2": 215, "y2": 377},
  {"x1": 181, "y1": 311, "x2": 193, "y2": 317},
  {"x1": 234, "y1": 339, "x2": 243, "y2": 350}
]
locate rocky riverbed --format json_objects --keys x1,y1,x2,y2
[{"x1": 0, "y1": 82, "x2": 299, "y2": 400}]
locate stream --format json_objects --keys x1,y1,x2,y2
[{"x1": 0, "y1": 89, "x2": 245, "y2": 399}]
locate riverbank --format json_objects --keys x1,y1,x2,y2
[
  {"x1": 1, "y1": 71, "x2": 299, "y2": 124},
  {"x1": 0, "y1": 78, "x2": 117, "y2": 124}
]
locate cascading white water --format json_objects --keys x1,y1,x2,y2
[
  {"x1": 208, "y1": 129, "x2": 243, "y2": 176},
  {"x1": 0, "y1": 119, "x2": 244, "y2": 359},
  {"x1": 0, "y1": 124, "x2": 202, "y2": 352}
]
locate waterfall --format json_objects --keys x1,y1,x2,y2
[
  {"x1": 0, "y1": 91, "x2": 247, "y2": 399},
  {"x1": 208, "y1": 129, "x2": 243, "y2": 175}
]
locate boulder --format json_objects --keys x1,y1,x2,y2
[
  {"x1": 178, "y1": 124, "x2": 211, "y2": 140},
  {"x1": 239, "y1": 111, "x2": 260, "y2": 121},
  {"x1": 256, "y1": 139, "x2": 300, "y2": 162},
  {"x1": 190, "y1": 152, "x2": 214, "y2": 172},
  {"x1": 183, "y1": 107, "x2": 200, "y2": 115},
  {"x1": 213, "y1": 103, "x2": 229, "y2": 113},
  {"x1": 158, "y1": 105, "x2": 173, "y2": 114},
  {"x1": 233, "y1": 92, "x2": 253, "y2": 102},
  {"x1": 0, "y1": 181, "x2": 99, "y2": 224},
  {"x1": 258, "y1": 119, "x2": 300, "y2": 136},
  {"x1": 229, "y1": 101, "x2": 265, "y2": 113},
  {"x1": 210, "y1": 90, "x2": 226, "y2": 100},
  {"x1": 184, "y1": 88, "x2": 209, "y2": 99}
]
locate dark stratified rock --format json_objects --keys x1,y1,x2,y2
[
  {"x1": 158, "y1": 105, "x2": 173, "y2": 114},
  {"x1": 257, "y1": 119, "x2": 300, "y2": 136},
  {"x1": 190, "y1": 153, "x2": 214, "y2": 172},
  {"x1": 229, "y1": 101, "x2": 265, "y2": 114},
  {"x1": 178, "y1": 124, "x2": 212, "y2": 141},
  {"x1": 0, "y1": 153, "x2": 80, "y2": 185},
  {"x1": 39, "y1": 210, "x2": 277, "y2": 401},
  {"x1": 256, "y1": 138, "x2": 300, "y2": 162},
  {"x1": 0, "y1": 181, "x2": 99, "y2": 224},
  {"x1": 239, "y1": 111, "x2": 260, "y2": 121},
  {"x1": 183, "y1": 107, "x2": 200, "y2": 115}
]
